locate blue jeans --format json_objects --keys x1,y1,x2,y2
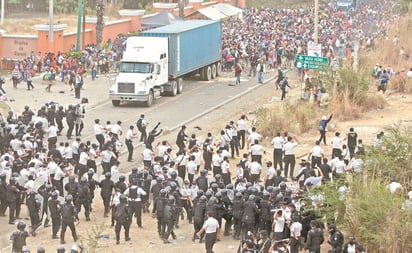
[
  {"x1": 235, "y1": 73, "x2": 241, "y2": 85},
  {"x1": 258, "y1": 71, "x2": 264, "y2": 84}
]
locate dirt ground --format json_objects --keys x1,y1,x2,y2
[{"x1": 3, "y1": 68, "x2": 408, "y2": 253}]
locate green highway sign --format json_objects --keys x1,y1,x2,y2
[{"x1": 295, "y1": 55, "x2": 329, "y2": 70}]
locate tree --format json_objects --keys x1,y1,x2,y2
[{"x1": 96, "y1": 0, "x2": 104, "y2": 48}]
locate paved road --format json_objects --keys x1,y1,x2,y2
[{"x1": 0, "y1": 68, "x2": 289, "y2": 249}]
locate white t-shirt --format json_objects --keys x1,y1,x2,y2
[
  {"x1": 273, "y1": 216, "x2": 285, "y2": 233},
  {"x1": 93, "y1": 124, "x2": 104, "y2": 135},
  {"x1": 203, "y1": 217, "x2": 219, "y2": 234},
  {"x1": 290, "y1": 221, "x2": 303, "y2": 237},
  {"x1": 221, "y1": 160, "x2": 230, "y2": 174},
  {"x1": 78, "y1": 151, "x2": 89, "y2": 165},
  {"x1": 271, "y1": 136, "x2": 284, "y2": 149},
  {"x1": 186, "y1": 160, "x2": 197, "y2": 175},
  {"x1": 331, "y1": 136, "x2": 344, "y2": 149},
  {"x1": 248, "y1": 161, "x2": 261, "y2": 175},
  {"x1": 237, "y1": 119, "x2": 247, "y2": 131},
  {"x1": 284, "y1": 141, "x2": 298, "y2": 155},
  {"x1": 250, "y1": 144, "x2": 265, "y2": 155},
  {"x1": 310, "y1": 145, "x2": 323, "y2": 157},
  {"x1": 142, "y1": 148, "x2": 153, "y2": 161}
]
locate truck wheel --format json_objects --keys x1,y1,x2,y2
[
  {"x1": 205, "y1": 66, "x2": 212, "y2": 81},
  {"x1": 170, "y1": 80, "x2": 178, "y2": 97},
  {"x1": 216, "y1": 62, "x2": 222, "y2": 76},
  {"x1": 177, "y1": 78, "x2": 183, "y2": 94},
  {"x1": 211, "y1": 64, "x2": 217, "y2": 79},
  {"x1": 146, "y1": 90, "x2": 154, "y2": 107},
  {"x1": 112, "y1": 100, "x2": 120, "y2": 107}
]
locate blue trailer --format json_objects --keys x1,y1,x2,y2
[
  {"x1": 140, "y1": 19, "x2": 222, "y2": 81},
  {"x1": 110, "y1": 20, "x2": 222, "y2": 107}
]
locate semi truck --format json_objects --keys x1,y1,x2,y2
[{"x1": 109, "y1": 19, "x2": 222, "y2": 107}]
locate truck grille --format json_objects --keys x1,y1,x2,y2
[{"x1": 118, "y1": 82, "x2": 135, "y2": 93}]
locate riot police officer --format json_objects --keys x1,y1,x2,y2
[
  {"x1": 0, "y1": 173, "x2": 8, "y2": 216},
  {"x1": 76, "y1": 177, "x2": 91, "y2": 221},
  {"x1": 124, "y1": 179, "x2": 146, "y2": 228},
  {"x1": 65, "y1": 105, "x2": 75, "y2": 139},
  {"x1": 232, "y1": 192, "x2": 244, "y2": 240},
  {"x1": 152, "y1": 188, "x2": 167, "y2": 237},
  {"x1": 163, "y1": 195, "x2": 177, "y2": 244},
  {"x1": 87, "y1": 169, "x2": 98, "y2": 212},
  {"x1": 60, "y1": 194, "x2": 79, "y2": 244},
  {"x1": 100, "y1": 172, "x2": 115, "y2": 217},
  {"x1": 115, "y1": 175, "x2": 127, "y2": 194},
  {"x1": 242, "y1": 194, "x2": 259, "y2": 240},
  {"x1": 7, "y1": 177, "x2": 20, "y2": 224},
  {"x1": 48, "y1": 191, "x2": 61, "y2": 239},
  {"x1": 114, "y1": 194, "x2": 131, "y2": 245},
  {"x1": 10, "y1": 221, "x2": 29, "y2": 253},
  {"x1": 37, "y1": 183, "x2": 52, "y2": 227},
  {"x1": 21, "y1": 105, "x2": 35, "y2": 125},
  {"x1": 55, "y1": 105, "x2": 65, "y2": 136},
  {"x1": 192, "y1": 195, "x2": 207, "y2": 242},
  {"x1": 64, "y1": 176, "x2": 78, "y2": 204},
  {"x1": 26, "y1": 191, "x2": 42, "y2": 236},
  {"x1": 259, "y1": 191, "x2": 273, "y2": 237}
]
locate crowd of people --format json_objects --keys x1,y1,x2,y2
[{"x1": 0, "y1": 0, "x2": 411, "y2": 252}]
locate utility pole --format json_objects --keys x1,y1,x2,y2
[
  {"x1": 314, "y1": 0, "x2": 319, "y2": 44},
  {"x1": 1, "y1": 0, "x2": 4, "y2": 25},
  {"x1": 49, "y1": 0, "x2": 54, "y2": 42},
  {"x1": 76, "y1": 0, "x2": 83, "y2": 51}
]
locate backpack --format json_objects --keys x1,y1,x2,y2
[
  {"x1": 318, "y1": 120, "x2": 326, "y2": 131},
  {"x1": 136, "y1": 118, "x2": 143, "y2": 131}
]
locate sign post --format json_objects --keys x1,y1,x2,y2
[{"x1": 295, "y1": 55, "x2": 329, "y2": 70}]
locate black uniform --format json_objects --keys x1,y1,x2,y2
[
  {"x1": 6, "y1": 181, "x2": 20, "y2": 224},
  {"x1": 48, "y1": 195, "x2": 61, "y2": 239},
  {"x1": 126, "y1": 185, "x2": 145, "y2": 227},
  {"x1": 64, "y1": 180, "x2": 79, "y2": 204},
  {"x1": 10, "y1": 228, "x2": 29, "y2": 252},
  {"x1": 65, "y1": 106, "x2": 75, "y2": 139},
  {"x1": 192, "y1": 198, "x2": 206, "y2": 242},
  {"x1": 76, "y1": 181, "x2": 91, "y2": 220},
  {"x1": 0, "y1": 177, "x2": 8, "y2": 216},
  {"x1": 55, "y1": 107, "x2": 65, "y2": 135},
  {"x1": 152, "y1": 195, "x2": 166, "y2": 237},
  {"x1": 242, "y1": 197, "x2": 259, "y2": 239},
  {"x1": 26, "y1": 192, "x2": 41, "y2": 235},
  {"x1": 37, "y1": 184, "x2": 52, "y2": 226},
  {"x1": 232, "y1": 197, "x2": 244, "y2": 240},
  {"x1": 162, "y1": 198, "x2": 177, "y2": 243},
  {"x1": 114, "y1": 200, "x2": 131, "y2": 244},
  {"x1": 100, "y1": 178, "x2": 115, "y2": 217},
  {"x1": 60, "y1": 201, "x2": 79, "y2": 243}
]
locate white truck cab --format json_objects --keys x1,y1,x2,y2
[{"x1": 110, "y1": 37, "x2": 169, "y2": 107}]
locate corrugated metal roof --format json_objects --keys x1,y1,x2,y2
[
  {"x1": 198, "y1": 7, "x2": 228, "y2": 20},
  {"x1": 141, "y1": 19, "x2": 219, "y2": 34},
  {"x1": 212, "y1": 3, "x2": 243, "y2": 17}
]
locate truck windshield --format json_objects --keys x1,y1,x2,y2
[{"x1": 120, "y1": 62, "x2": 152, "y2": 73}]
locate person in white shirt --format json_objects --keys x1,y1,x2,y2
[
  {"x1": 308, "y1": 140, "x2": 324, "y2": 168},
  {"x1": 248, "y1": 160, "x2": 262, "y2": 185},
  {"x1": 283, "y1": 136, "x2": 299, "y2": 180},
  {"x1": 93, "y1": 119, "x2": 106, "y2": 150},
  {"x1": 331, "y1": 132, "x2": 345, "y2": 158},
  {"x1": 332, "y1": 155, "x2": 347, "y2": 179},
  {"x1": 272, "y1": 209, "x2": 285, "y2": 241},
  {"x1": 142, "y1": 144, "x2": 154, "y2": 169},
  {"x1": 186, "y1": 155, "x2": 198, "y2": 185},
  {"x1": 212, "y1": 149, "x2": 222, "y2": 177},
  {"x1": 72, "y1": 138, "x2": 80, "y2": 163},
  {"x1": 47, "y1": 124, "x2": 59, "y2": 150},
  {"x1": 220, "y1": 156, "x2": 231, "y2": 186},
  {"x1": 264, "y1": 161, "x2": 276, "y2": 187},
  {"x1": 196, "y1": 212, "x2": 220, "y2": 253},
  {"x1": 237, "y1": 114, "x2": 248, "y2": 149},
  {"x1": 156, "y1": 140, "x2": 170, "y2": 157},
  {"x1": 110, "y1": 121, "x2": 123, "y2": 141},
  {"x1": 125, "y1": 125, "x2": 137, "y2": 162},
  {"x1": 247, "y1": 127, "x2": 262, "y2": 149},
  {"x1": 64, "y1": 142, "x2": 73, "y2": 164},
  {"x1": 289, "y1": 216, "x2": 303, "y2": 253},
  {"x1": 249, "y1": 139, "x2": 265, "y2": 164},
  {"x1": 271, "y1": 132, "x2": 285, "y2": 170}
]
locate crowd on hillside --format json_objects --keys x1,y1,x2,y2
[
  {"x1": 0, "y1": 1, "x2": 411, "y2": 252},
  {"x1": 220, "y1": 0, "x2": 398, "y2": 74}
]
